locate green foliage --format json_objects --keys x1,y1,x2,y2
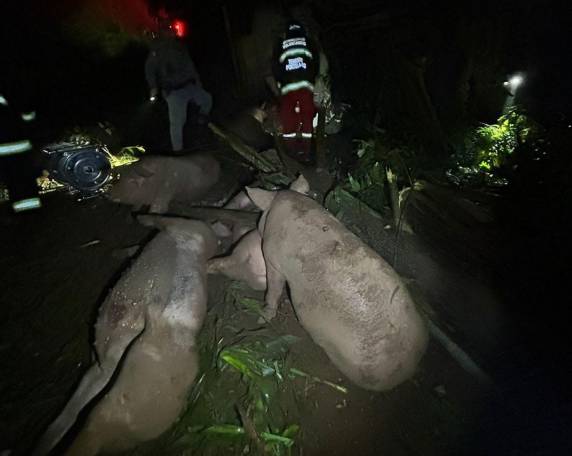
[
  {"x1": 345, "y1": 128, "x2": 413, "y2": 213},
  {"x1": 449, "y1": 107, "x2": 544, "y2": 186},
  {"x1": 123, "y1": 282, "x2": 345, "y2": 456},
  {"x1": 473, "y1": 115, "x2": 517, "y2": 170},
  {"x1": 110, "y1": 146, "x2": 146, "y2": 168}
]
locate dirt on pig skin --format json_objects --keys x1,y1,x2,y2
[
  {"x1": 31, "y1": 217, "x2": 218, "y2": 456},
  {"x1": 247, "y1": 179, "x2": 429, "y2": 392},
  {"x1": 64, "y1": 320, "x2": 202, "y2": 455}
]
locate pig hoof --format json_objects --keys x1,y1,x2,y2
[{"x1": 257, "y1": 308, "x2": 277, "y2": 324}]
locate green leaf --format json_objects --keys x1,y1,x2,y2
[
  {"x1": 282, "y1": 424, "x2": 300, "y2": 438},
  {"x1": 348, "y1": 174, "x2": 361, "y2": 192},
  {"x1": 260, "y1": 431, "x2": 295, "y2": 447},
  {"x1": 204, "y1": 424, "x2": 246, "y2": 436}
]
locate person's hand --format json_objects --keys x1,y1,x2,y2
[{"x1": 149, "y1": 88, "x2": 159, "y2": 102}]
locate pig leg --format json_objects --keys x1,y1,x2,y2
[
  {"x1": 32, "y1": 322, "x2": 145, "y2": 456},
  {"x1": 64, "y1": 341, "x2": 200, "y2": 456},
  {"x1": 207, "y1": 256, "x2": 235, "y2": 276},
  {"x1": 258, "y1": 262, "x2": 286, "y2": 323}
]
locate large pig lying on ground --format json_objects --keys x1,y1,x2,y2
[
  {"x1": 109, "y1": 153, "x2": 220, "y2": 213},
  {"x1": 245, "y1": 175, "x2": 429, "y2": 391},
  {"x1": 33, "y1": 217, "x2": 217, "y2": 456}
]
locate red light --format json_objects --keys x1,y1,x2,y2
[{"x1": 171, "y1": 19, "x2": 186, "y2": 38}]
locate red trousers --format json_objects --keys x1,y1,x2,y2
[{"x1": 278, "y1": 88, "x2": 316, "y2": 158}]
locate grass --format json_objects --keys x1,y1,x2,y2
[{"x1": 122, "y1": 281, "x2": 345, "y2": 456}]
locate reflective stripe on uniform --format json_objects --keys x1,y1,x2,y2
[
  {"x1": 282, "y1": 38, "x2": 307, "y2": 49},
  {"x1": 0, "y1": 94, "x2": 8, "y2": 106},
  {"x1": 21, "y1": 111, "x2": 36, "y2": 122},
  {"x1": 280, "y1": 80, "x2": 314, "y2": 95},
  {"x1": 12, "y1": 197, "x2": 42, "y2": 212},
  {"x1": 282, "y1": 132, "x2": 313, "y2": 139},
  {"x1": 0, "y1": 140, "x2": 33, "y2": 156},
  {"x1": 279, "y1": 48, "x2": 313, "y2": 63}
]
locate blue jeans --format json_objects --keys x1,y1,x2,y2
[{"x1": 163, "y1": 84, "x2": 212, "y2": 151}]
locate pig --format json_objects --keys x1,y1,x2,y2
[
  {"x1": 206, "y1": 179, "x2": 311, "y2": 290},
  {"x1": 32, "y1": 216, "x2": 217, "y2": 456},
  {"x1": 207, "y1": 189, "x2": 266, "y2": 289},
  {"x1": 109, "y1": 153, "x2": 220, "y2": 213},
  {"x1": 207, "y1": 230, "x2": 267, "y2": 290},
  {"x1": 223, "y1": 190, "x2": 256, "y2": 211},
  {"x1": 219, "y1": 190, "x2": 259, "y2": 242},
  {"x1": 244, "y1": 175, "x2": 429, "y2": 391}
]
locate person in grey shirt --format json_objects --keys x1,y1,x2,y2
[{"x1": 145, "y1": 21, "x2": 212, "y2": 152}]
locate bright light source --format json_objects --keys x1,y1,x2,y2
[
  {"x1": 172, "y1": 19, "x2": 186, "y2": 38},
  {"x1": 504, "y1": 73, "x2": 525, "y2": 95},
  {"x1": 149, "y1": 95, "x2": 157, "y2": 102},
  {"x1": 509, "y1": 75, "x2": 523, "y2": 88}
]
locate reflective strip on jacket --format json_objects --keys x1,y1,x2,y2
[
  {"x1": 280, "y1": 80, "x2": 315, "y2": 95},
  {"x1": 0, "y1": 140, "x2": 33, "y2": 156},
  {"x1": 12, "y1": 197, "x2": 42, "y2": 212}
]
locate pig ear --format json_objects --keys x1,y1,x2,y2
[
  {"x1": 289, "y1": 174, "x2": 310, "y2": 194},
  {"x1": 245, "y1": 187, "x2": 276, "y2": 211}
]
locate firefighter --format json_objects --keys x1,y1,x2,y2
[
  {"x1": 272, "y1": 21, "x2": 319, "y2": 165},
  {"x1": 145, "y1": 18, "x2": 212, "y2": 153},
  {"x1": 0, "y1": 90, "x2": 41, "y2": 213}
]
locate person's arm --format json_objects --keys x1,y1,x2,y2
[{"x1": 271, "y1": 39, "x2": 283, "y2": 88}]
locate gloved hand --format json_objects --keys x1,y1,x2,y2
[{"x1": 149, "y1": 88, "x2": 159, "y2": 102}]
